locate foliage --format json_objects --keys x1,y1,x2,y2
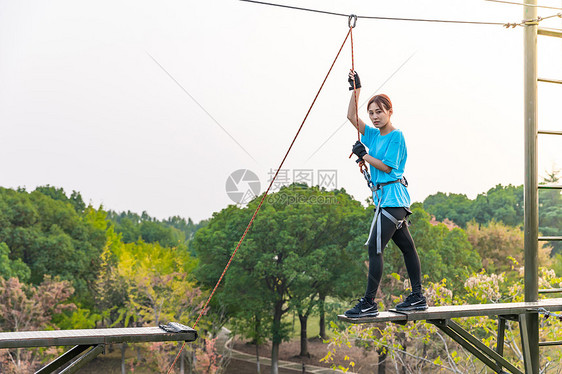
[
  {"x1": 424, "y1": 173, "x2": 562, "y2": 256},
  {"x1": 0, "y1": 187, "x2": 106, "y2": 302},
  {"x1": 0, "y1": 243, "x2": 30, "y2": 282},
  {"x1": 193, "y1": 185, "x2": 365, "y2": 360},
  {"x1": 466, "y1": 220, "x2": 552, "y2": 274},
  {"x1": 95, "y1": 227, "x2": 207, "y2": 371},
  {"x1": 106, "y1": 210, "x2": 207, "y2": 249},
  {"x1": 0, "y1": 276, "x2": 76, "y2": 373}
]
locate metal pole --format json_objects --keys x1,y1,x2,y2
[{"x1": 523, "y1": 0, "x2": 539, "y2": 372}]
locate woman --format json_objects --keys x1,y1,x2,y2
[{"x1": 345, "y1": 70, "x2": 426, "y2": 318}]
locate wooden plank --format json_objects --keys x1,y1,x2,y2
[
  {"x1": 338, "y1": 311, "x2": 407, "y2": 324},
  {"x1": 338, "y1": 298, "x2": 562, "y2": 324},
  {"x1": 0, "y1": 326, "x2": 197, "y2": 349}
]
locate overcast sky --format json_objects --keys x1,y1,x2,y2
[{"x1": 1, "y1": 0, "x2": 560, "y2": 223}]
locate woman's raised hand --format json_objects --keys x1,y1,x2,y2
[{"x1": 348, "y1": 70, "x2": 361, "y2": 91}]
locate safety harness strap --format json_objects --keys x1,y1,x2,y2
[
  {"x1": 365, "y1": 208, "x2": 409, "y2": 254},
  {"x1": 363, "y1": 177, "x2": 409, "y2": 254}
]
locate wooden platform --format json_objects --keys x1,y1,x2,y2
[
  {"x1": 0, "y1": 324, "x2": 197, "y2": 374},
  {"x1": 0, "y1": 326, "x2": 197, "y2": 349},
  {"x1": 338, "y1": 298, "x2": 562, "y2": 324}
]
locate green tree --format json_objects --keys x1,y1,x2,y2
[
  {"x1": 0, "y1": 187, "x2": 106, "y2": 303},
  {"x1": 423, "y1": 184, "x2": 524, "y2": 228},
  {"x1": 423, "y1": 192, "x2": 473, "y2": 227},
  {"x1": 34, "y1": 185, "x2": 86, "y2": 213},
  {"x1": 0, "y1": 243, "x2": 30, "y2": 282},
  {"x1": 194, "y1": 185, "x2": 364, "y2": 372}
]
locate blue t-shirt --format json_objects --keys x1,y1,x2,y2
[{"x1": 361, "y1": 125, "x2": 411, "y2": 208}]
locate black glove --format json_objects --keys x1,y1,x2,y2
[
  {"x1": 352, "y1": 140, "x2": 367, "y2": 159},
  {"x1": 348, "y1": 71, "x2": 361, "y2": 91}
]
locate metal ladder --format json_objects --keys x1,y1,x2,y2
[{"x1": 523, "y1": 2, "x2": 562, "y2": 372}]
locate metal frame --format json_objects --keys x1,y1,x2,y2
[
  {"x1": 523, "y1": 0, "x2": 562, "y2": 370},
  {"x1": 523, "y1": 1, "x2": 539, "y2": 373},
  {"x1": 338, "y1": 300, "x2": 562, "y2": 373},
  {"x1": 537, "y1": 28, "x2": 562, "y2": 38}
]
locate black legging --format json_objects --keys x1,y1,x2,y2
[{"x1": 365, "y1": 207, "x2": 422, "y2": 300}]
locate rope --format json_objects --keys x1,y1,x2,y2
[
  {"x1": 239, "y1": 0, "x2": 515, "y2": 27},
  {"x1": 348, "y1": 22, "x2": 368, "y2": 178},
  {"x1": 165, "y1": 27, "x2": 352, "y2": 374}
]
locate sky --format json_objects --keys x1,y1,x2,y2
[{"x1": 0, "y1": 0, "x2": 561, "y2": 223}]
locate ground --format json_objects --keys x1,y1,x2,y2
[
  {"x1": 230, "y1": 337, "x2": 381, "y2": 373},
  {"x1": 76, "y1": 337, "x2": 381, "y2": 373}
]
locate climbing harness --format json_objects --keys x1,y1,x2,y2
[{"x1": 364, "y1": 178, "x2": 409, "y2": 254}]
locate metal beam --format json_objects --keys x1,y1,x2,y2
[
  {"x1": 539, "y1": 341, "x2": 562, "y2": 346},
  {"x1": 447, "y1": 320, "x2": 523, "y2": 374},
  {"x1": 538, "y1": 130, "x2": 562, "y2": 135},
  {"x1": 429, "y1": 320, "x2": 502, "y2": 373},
  {"x1": 538, "y1": 28, "x2": 562, "y2": 38},
  {"x1": 538, "y1": 185, "x2": 562, "y2": 190},
  {"x1": 519, "y1": 313, "x2": 535, "y2": 374},
  {"x1": 497, "y1": 317, "x2": 506, "y2": 371},
  {"x1": 523, "y1": 0, "x2": 539, "y2": 371},
  {"x1": 35, "y1": 345, "x2": 91, "y2": 374},
  {"x1": 538, "y1": 288, "x2": 562, "y2": 294},
  {"x1": 59, "y1": 344, "x2": 105, "y2": 374},
  {"x1": 538, "y1": 236, "x2": 562, "y2": 241},
  {"x1": 538, "y1": 78, "x2": 562, "y2": 85}
]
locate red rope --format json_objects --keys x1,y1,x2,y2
[
  {"x1": 165, "y1": 27, "x2": 352, "y2": 374},
  {"x1": 348, "y1": 26, "x2": 366, "y2": 174}
]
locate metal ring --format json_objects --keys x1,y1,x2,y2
[{"x1": 348, "y1": 14, "x2": 357, "y2": 28}]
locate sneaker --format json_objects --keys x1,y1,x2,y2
[
  {"x1": 344, "y1": 298, "x2": 379, "y2": 318},
  {"x1": 395, "y1": 292, "x2": 428, "y2": 311}
]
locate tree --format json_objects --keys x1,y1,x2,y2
[
  {"x1": 110, "y1": 237, "x2": 205, "y2": 372},
  {"x1": 0, "y1": 276, "x2": 75, "y2": 373},
  {"x1": 0, "y1": 243, "x2": 30, "y2": 282},
  {"x1": 106, "y1": 210, "x2": 207, "y2": 248},
  {"x1": 193, "y1": 185, "x2": 364, "y2": 372},
  {"x1": 423, "y1": 184, "x2": 524, "y2": 228},
  {"x1": 466, "y1": 220, "x2": 551, "y2": 274},
  {"x1": 423, "y1": 192, "x2": 473, "y2": 227},
  {"x1": 0, "y1": 187, "x2": 106, "y2": 303}
]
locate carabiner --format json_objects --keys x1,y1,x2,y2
[{"x1": 348, "y1": 14, "x2": 357, "y2": 28}]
